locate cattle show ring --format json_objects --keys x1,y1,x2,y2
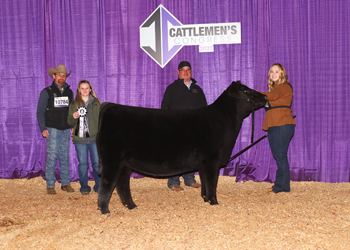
[{"x1": 1, "y1": 82, "x2": 349, "y2": 249}]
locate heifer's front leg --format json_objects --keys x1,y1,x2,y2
[
  {"x1": 201, "y1": 167, "x2": 219, "y2": 205},
  {"x1": 116, "y1": 166, "x2": 137, "y2": 210}
]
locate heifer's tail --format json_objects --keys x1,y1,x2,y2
[
  {"x1": 97, "y1": 102, "x2": 112, "y2": 176},
  {"x1": 98, "y1": 102, "x2": 112, "y2": 131}
]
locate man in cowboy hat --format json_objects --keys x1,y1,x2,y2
[
  {"x1": 36, "y1": 64, "x2": 75, "y2": 194},
  {"x1": 161, "y1": 61, "x2": 207, "y2": 191}
]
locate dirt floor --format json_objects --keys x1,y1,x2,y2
[{"x1": 1, "y1": 176, "x2": 350, "y2": 249}]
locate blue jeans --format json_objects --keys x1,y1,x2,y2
[
  {"x1": 268, "y1": 124, "x2": 295, "y2": 193},
  {"x1": 167, "y1": 172, "x2": 197, "y2": 188},
  {"x1": 74, "y1": 143, "x2": 100, "y2": 193},
  {"x1": 45, "y1": 127, "x2": 71, "y2": 188}
]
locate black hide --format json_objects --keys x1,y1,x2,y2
[{"x1": 97, "y1": 81, "x2": 266, "y2": 215}]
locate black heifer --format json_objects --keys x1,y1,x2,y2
[{"x1": 97, "y1": 81, "x2": 266, "y2": 215}]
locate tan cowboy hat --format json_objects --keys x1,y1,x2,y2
[{"x1": 48, "y1": 64, "x2": 71, "y2": 78}]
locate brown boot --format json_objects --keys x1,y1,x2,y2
[
  {"x1": 170, "y1": 185, "x2": 184, "y2": 192},
  {"x1": 47, "y1": 187, "x2": 57, "y2": 195},
  {"x1": 188, "y1": 183, "x2": 201, "y2": 188},
  {"x1": 61, "y1": 184, "x2": 75, "y2": 193}
]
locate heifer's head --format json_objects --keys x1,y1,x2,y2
[{"x1": 223, "y1": 81, "x2": 267, "y2": 118}]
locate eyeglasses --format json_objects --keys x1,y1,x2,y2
[
  {"x1": 55, "y1": 73, "x2": 67, "y2": 77},
  {"x1": 179, "y1": 68, "x2": 191, "y2": 72}
]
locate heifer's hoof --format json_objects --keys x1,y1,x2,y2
[
  {"x1": 101, "y1": 212, "x2": 111, "y2": 217},
  {"x1": 209, "y1": 199, "x2": 219, "y2": 205},
  {"x1": 202, "y1": 195, "x2": 209, "y2": 203},
  {"x1": 124, "y1": 204, "x2": 137, "y2": 210},
  {"x1": 100, "y1": 208, "x2": 111, "y2": 215}
]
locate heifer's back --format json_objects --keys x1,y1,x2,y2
[
  {"x1": 98, "y1": 102, "x2": 215, "y2": 176},
  {"x1": 97, "y1": 81, "x2": 266, "y2": 215}
]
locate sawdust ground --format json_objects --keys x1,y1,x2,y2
[{"x1": 1, "y1": 176, "x2": 350, "y2": 249}]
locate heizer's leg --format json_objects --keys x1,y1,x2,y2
[
  {"x1": 98, "y1": 175, "x2": 116, "y2": 215},
  {"x1": 206, "y1": 169, "x2": 219, "y2": 205},
  {"x1": 98, "y1": 160, "x2": 123, "y2": 215},
  {"x1": 198, "y1": 169, "x2": 207, "y2": 201},
  {"x1": 200, "y1": 166, "x2": 219, "y2": 205},
  {"x1": 116, "y1": 167, "x2": 137, "y2": 209}
]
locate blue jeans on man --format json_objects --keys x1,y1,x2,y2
[
  {"x1": 167, "y1": 172, "x2": 197, "y2": 188},
  {"x1": 74, "y1": 143, "x2": 100, "y2": 194},
  {"x1": 268, "y1": 124, "x2": 295, "y2": 193},
  {"x1": 45, "y1": 127, "x2": 71, "y2": 188}
]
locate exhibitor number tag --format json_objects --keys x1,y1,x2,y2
[{"x1": 54, "y1": 97, "x2": 69, "y2": 107}]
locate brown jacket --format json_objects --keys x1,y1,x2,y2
[{"x1": 260, "y1": 83, "x2": 296, "y2": 131}]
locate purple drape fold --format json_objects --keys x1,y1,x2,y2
[{"x1": 0, "y1": 0, "x2": 349, "y2": 183}]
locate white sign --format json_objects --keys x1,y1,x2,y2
[{"x1": 140, "y1": 4, "x2": 241, "y2": 67}]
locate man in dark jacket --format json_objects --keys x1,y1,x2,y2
[
  {"x1": 36, "y1": 64, "x2": 75, "y2": 194},
  {"x1": 161, "y1": 61, "x2": 207, "y2": 191}
]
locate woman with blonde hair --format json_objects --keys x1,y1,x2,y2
[
  {"x1": 68, "y1": 80, "x2": 101, "y2": 195},
  {"x1": 260, "y1": 63, "x2": 296, "y2": 194}
]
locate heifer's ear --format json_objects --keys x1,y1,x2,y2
[
  {"x1": 231, "y1": 80, "x2": 242, "y2": 86},
  {"x1": 229, "y1": 81, "x2": 242, "y2": 92}
]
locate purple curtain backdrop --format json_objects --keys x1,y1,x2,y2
[{"x1": 0, "y1": 0, "x2": 349, "y2": 183}]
